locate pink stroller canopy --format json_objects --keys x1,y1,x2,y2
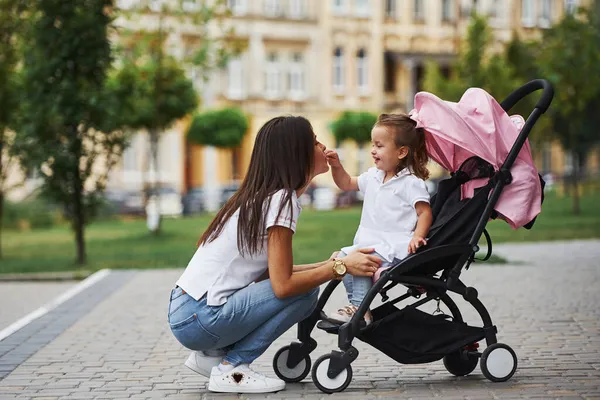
[{"x1": 409, "y1": 88, "x2": 542, "y2": 229}]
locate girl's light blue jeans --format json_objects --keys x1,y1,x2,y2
[
  {"x1": 168, "y1": 279, "x2": 319, "y2": 366},
  {"x1": 340, "y1": 251, "x2": 390, "y2": 307}
]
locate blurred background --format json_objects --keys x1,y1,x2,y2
[{"x1": 1, "y1": 0, "x2": 599, "y2": 275}]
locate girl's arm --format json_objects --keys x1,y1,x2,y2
[
  {"x1": 325, "y1": 149, "x2": 359, "y2": 191},
  {"x1": 408, "y1": 201, "x2": 433, "y2": 254},
  {"x1": 267, "y1": 226, "x2": 381, "y2": 299}
]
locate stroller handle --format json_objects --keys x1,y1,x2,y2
[{"x1": 500, "y1": 79, "x2": 554, "y2": 114}]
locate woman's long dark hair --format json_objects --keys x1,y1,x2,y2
[{"x1": 198, "y1": 116, "x2": 315, "y2": 256}]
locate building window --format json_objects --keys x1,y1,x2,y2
[
  {"x1": 414, "y1": 0, "x2": 424, "y2": 21},
  {"x1": 356, "y1": 0, "x2": 369, "y2": 16},
  {"x1": 384, "y1": 52, "x2": 396, "y2": 93},
  {"x1": 289, "y1": 52, "x2": 306, "y2": 100},
  {"x1": 289, "y1": 0, "x2": 306, "y2": 18},
  {"x1": 227, "y1": 57, "x2": 244, "y2": 99},
  {"x1": 333, "y1": 0, "x2": 347, "y2": 14},
  {"x1": 357, "y1": 49, "x2": 368, "y2": 95},
  {"x1": 442, "y1": 0, "x2": 453, "y2": 21},
  {"x1": 265, "y1": 52, "x2": 282, "y2": 99},
  {"x1": 333, "y1": 47, "x2": 345, "y2": 93},
  {"x1": 564, "y1": 0, "x2": 578, "y2": 14},
  {"x1": 385, "y1": 0, "x2": 396, "y2": 18},
  {"x1": 123, "y1": 139, "x2": 138, "y2": 172},
  {"x1": 264, "y1": 0, "x2": 283, "y2": 16},
  {"x1": 490, "y1": 0, "x2": 504, "y2": 20},
  {"x1": 228, "y1": 0, "x2": 247, "y2": 15},
  {"x1": 521, "y1": 0, "x2": 535, "y2": 27},
  {"x1": 182, "y1": 0, "x2": 198, "y2": 12},
  {"x1": 149, "y1": 0, "x2": 161, "y2": 12},
  {"x1": 539, "y1": 0, "x2": 552, "y2": 27}
]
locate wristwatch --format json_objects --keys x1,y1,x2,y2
[{"x1": 332, "y1": 258, "x2": 347, "y2": 279}]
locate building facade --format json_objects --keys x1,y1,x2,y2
[{"x1": 7, "y1": 0, "x2": 597, "y2": 203}]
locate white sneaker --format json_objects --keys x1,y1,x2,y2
[
  {"x1": 208, "y1": 364, "x2": 286, "y2": 393},
  {"x1": 184, "y1": 351, "x2": 223, "y2": 377}
]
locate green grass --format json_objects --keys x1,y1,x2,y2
[{"x1": 1, "y1": 191, "x2": 599, "y2": 275}]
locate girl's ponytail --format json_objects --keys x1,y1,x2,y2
[{"x1": 411, "y1": 127, "x2": 430, "y2": 180}]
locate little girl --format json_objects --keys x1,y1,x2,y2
[{"x1": 325, "y1": 113, "x2": 433, "y2": 325}]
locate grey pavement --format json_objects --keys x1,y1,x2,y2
[
  {"x1": 0, "y1": 282, "x2": 76, "y2": 332},
  {"x1": 0, "y1": 240, "x2": 599, "y2": 399}
]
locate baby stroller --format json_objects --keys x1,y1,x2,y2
[{"x1": 271, "y1": 79, "x2": 554, "y2": 393}]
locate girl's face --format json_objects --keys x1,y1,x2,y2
[
  {"x1": 370, "y1": 126, "x2": 408, "y2": 173},
  {"x1": 312, "y1": 136, "x2": 329, "y2": 176}
]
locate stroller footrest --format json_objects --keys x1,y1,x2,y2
[{"x1": 316, "y1": 320, "x2": 342, "y2": 334}]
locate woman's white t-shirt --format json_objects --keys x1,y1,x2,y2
[
  {"x1": 176, "y1": 189, "x2": 302, "y2": 306},
  {"x1": 341, "y1": 167, "x2": 430, "y2": 262}
]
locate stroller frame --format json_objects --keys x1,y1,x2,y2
[{"x1": 271, "y1": 80, "x2": 554, "y2": 393}]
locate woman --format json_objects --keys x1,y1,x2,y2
[{"x1": 168, "y1": 116, "x2": 382, "y2": 394}]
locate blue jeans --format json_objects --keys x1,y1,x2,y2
[
  {"x1": 341, "y1": 251, "x2": 390, "y2": 307},
  {"x1": 168, "y1": 279, "x2": 319, "y2": 366}
]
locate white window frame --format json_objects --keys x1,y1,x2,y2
[
  {"x1": 332, "y1": 0, "x2": 347, "y2": 15},
  {"x1": 227, "y1": 57, "x2": 245, "y2": 100},
  {"x1": 539, "y1": 0, "x2": 552, "y2": 27},
  {"x1": 414, "y1": 0, "x2": 425, "y2": 21},
  {"x1": 564, "y1": 0, "x2": 578, "y2": 14},
  {"x1": 182, "y1": 0, "x2": 198, "y2": 12},
  {"x1": 385, "y1": 0, "x2": 397, "y2": 18},
  {"x1": 521, "y1": 0, "x2": 535, "y2": 27},
  {"x1": 442, "y1": 0, "x2": 453, "y2": 21},
  {"x1": 228, "y1": 0, "x2": 247, "y2": 16},
  {"x1": 264, "y1": 0, "x2": 283, "y2": 16},
  {"x1": 356, "y1": 49, "x2": 369, "y2": 95},
  {"x1": 355, "y1": 0, "x2": 370, "y2": 16},
  {"x1": 265, "y1": 53, "x2": 283, "y2": 100},
  {"x1": 333, "y1": 47, "x2": 345, "y2": 93},
  {"x1": 289, "y1": 52, "x2": 306, "y2": 101},
  {"x1": 289, "y1": 0, "x2": 307, "y2": 18},
  {"x1": 149, "y1": 0, "x2": 161, "y2": 12}
]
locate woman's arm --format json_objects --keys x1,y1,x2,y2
[{"x1": 268, "y1": 227, "x2": 380, "y2": 299}]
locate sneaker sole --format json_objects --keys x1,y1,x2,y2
[{"x1": 208, "y1": 381, "x2": 285, "y2": 393}]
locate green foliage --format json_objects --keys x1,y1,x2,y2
[
  {"x1": 3, "y1": 198, "x2": 60, "y2": 230},
  {"x1": 330, "y1": 111, "x2": 378, "y2": 145},
  {"x1": 187, "y1": 108, "x2": 249, "y2": 148},
  {"x1": 108, "y1": 55, "x2": 198, "y2": 132},
  {"x1": 17, "y1": 0, "x2": 128, "y2": 263},
  {"x1": 423, "y1": 14, "x2": 518, "y2": 102}
]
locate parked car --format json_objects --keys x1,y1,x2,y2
[
  {"x1": 182, "y1": 187, "x2": 205, "y2": 216},
  {"x1": 220, "y1": 182, "x2": 241, "y2": 206}
]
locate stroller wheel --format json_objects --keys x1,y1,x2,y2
[
  {"x1": 272, "y1": 345, "x2": 311, "y2": 383},
  {"x1": 480, "y1": 343, "x2": 518, "y2": 382},
  {"x1": 443, "y1": 349, "x2": 479, "y2": 376},
  {"x1": 311, "y1": 354, "x2": 353, "y2": 393}
]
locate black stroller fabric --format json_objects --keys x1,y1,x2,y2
[{"x1": 358, "y1": 303, "x2": 485, "y2": 364}]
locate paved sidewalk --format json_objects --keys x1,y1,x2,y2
[{"x1": 0, "y1": 240, "x2": 599, "y2": 399}]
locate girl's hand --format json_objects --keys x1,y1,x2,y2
[
  {"x1": 408, "y1": 236, "x2": 427, "y2": 254},
  {"x1": 325, "y1": 149, "x2": 342, "y2": 168},
  {"x1": 342, "y1": 248, "x2": 381, "y2": 277}
]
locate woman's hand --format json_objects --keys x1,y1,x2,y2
[
  {"x1": 408, "y1": 236, "x2": 427, "y2": 254},
  {"x1": 328, "y1": 251, "x2": 340, "y2": 261},
  {"x1": 341, "y1": 248, "x2": 381, "y2": 277}
]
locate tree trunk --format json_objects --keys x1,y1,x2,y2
[
  {"x1": 571, "y1": 153, "x2": 580, "y2": 215},
  {"x1": 72, "y1": 137, "x2": 86, "y2": 265},
  {"x1": 0, "y1": 191, "x2": 4, "y2": 260},
  {"x1": 149, "y1": 128, "x2": 161, "y2": 235}
]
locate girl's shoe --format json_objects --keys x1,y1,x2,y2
[
  {"x1": 327, "y1": 304, "x2": 372, "y2": 326},
  {"x1": 208, "y1": 364, "x2": 285, "y2": 393}
]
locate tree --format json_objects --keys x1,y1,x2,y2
[
  {"x1": 330, "y1": 111, "x2": 378, "y2": 173},
  {"x1": 537, "y1": 8, "x2": 600, "y2": 214},
  {"x1": 0, "y1": 0, "x2": 27, "y2": 259},
  {"x1": 114, "y1": 0, "x2": 243, "y2": 229},
  {"x1": 423, "y1": 14, "x2": 518, "y2": 102},
  {"x1": 18, "y1": 0, "x2": 128, "y2": 265},
  {"x1": 187, "y1": 107, "x2": 249, "y2": 181}
]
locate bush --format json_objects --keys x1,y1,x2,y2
[
  {"x1": 187, "y1": 107, "x2": 249, "y2": 148},
  {"x1": 330, "y1": 111, "x2": 377, "y2": 145},
  {"x1": 3, "y1": 199, "x2": 61, "y2": 230}
]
